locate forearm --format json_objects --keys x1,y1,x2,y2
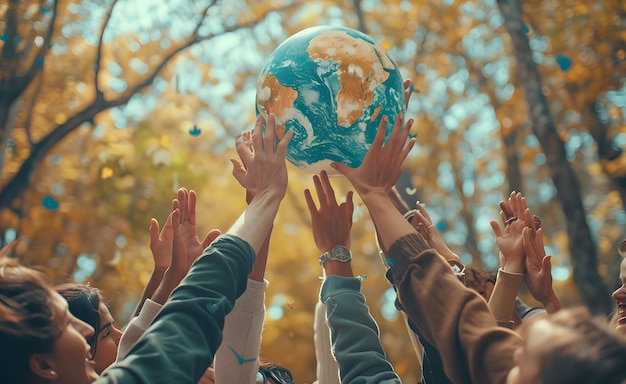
[
  {"x1": 130, "y1": 269, "x2": 165, "y2": 318},
  {"x1": 361, "y1": 192, "x2": 417, "y2": 257},
  {"x1": 228, "y1": 192, "x2": 282, "y2": 255},
  {"x1": 98, "y1": 235, "x2": 255, "y2": 383},
  {"x1": 314, "y1": 301, "x2": 340, "y2": 384},
  {"x1": 539, "y1": 291, "x2": 561, "y2": 314},
  {"x1": 388, "y1": 234, "x2": 522, "y2": 384},
  {"x1": 321, "y1": 276, "x2": 401, "y2": 384},
  {"x1": 488, "y1": 269, "x2": 524, "y2": 328},
  {"x1": 214, "y1": 278, "x2": 266, "y2": 384},
  {"x1": 248, "y1": 228, "x2": 272, "y2": 282},
  {"x1": 117, "y1": 299, "x2": 163, "y2": 361}
]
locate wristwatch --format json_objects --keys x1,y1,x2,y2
[{"x1": 319, "y1": 245, "x2": 352, "y2": 267}]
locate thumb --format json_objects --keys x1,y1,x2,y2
[
  {"x1": 230, "y1": 158, "x2": 246, "y2": 183},
  {"x1": 149, "y1": 218, "x2": 160, "y2": 244},
  {"x1": 541, "y1": 255, "x2": 552, "y2": 271},
  {"x1": 330, "y1": 162, "x2": 352, "y2": 177},
  {"x1": 201, "y1": 229, "x2": 221, "y2": 248}
]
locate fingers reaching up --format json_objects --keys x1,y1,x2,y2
[
  {"x1": 231, "y1": 113, "x2": 292, "y2": 201},
  {"x1": 332, "y1": 114, "x2": 415, "y2": 199}
]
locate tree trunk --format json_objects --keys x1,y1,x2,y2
[
  {"x1": 586, "y1": 103, "x2": 626, "y2": 208},
  {"x1": 497, "y1": 0, "x2": 612, "y2": 314}
]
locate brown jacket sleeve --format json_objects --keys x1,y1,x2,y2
[{"x1": 387, "y1": 233, "x2": 522, "y2": 384}]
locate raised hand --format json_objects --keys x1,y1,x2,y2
[
  {"x1": 149, "y1": 201, "x2": 176, "y2": 274},
  {"x1": 523, "y1": 226, "x2": 561, "y2": 313},
  {"x1": 332, "y1": 114, "x2": 415, "y2": 199},
  {"x1": 175, "y1": 188, "x2": 221, "y2": 266},
  {"x1": 408, "y1": 202, "x2": 459, "y2": 262},
  {"x1": 305, "y1": 170, "x2": 354, "y2": 254},
  {"x1": 231, "y1": 113, "x2": 292, "y2": 201},
  {"x1": 490, "y1": 192, "x2": 534, "y2": 273},
  {"x1": 305, "y1": 170, "x2": 354, "y2": 278},
  {"x1": 227, "y1": 113, "x2": 292, "y2": 254},
  {"x1": 131, "y1": 200, "x2": 177, "y2": 317}
]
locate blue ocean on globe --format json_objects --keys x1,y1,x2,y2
[{"x1": 256, "y1": 25, "x2": 406, "y2": 174}]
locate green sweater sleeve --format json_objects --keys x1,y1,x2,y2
[
  {"x1": 97, "y1": 234, "x2": 255, "y2": 384},
  {"x1": 321, "y1": 276, "x2": 401, "y2": 384}
]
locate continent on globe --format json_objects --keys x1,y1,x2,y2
[{"x1": 256, "y1": 25, "x2": 407, "y2": 175}]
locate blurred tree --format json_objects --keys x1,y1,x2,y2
[
  {"x1": 0, "y1": 0, "x2": 271, "y2": 216},
  {"x1": 497, "y1": 0, "x2": 613, "y2": 314},
  {"x1": 0, "y1": 0, "x2": 624, "y2": 382}
]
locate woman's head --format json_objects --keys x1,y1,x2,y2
[
  {"x1": 56, "y1": 283, "x2": 122, "y2": 373},
  {"x1": 507, "y1": 307, "x2": 626, "y2": 384},
  {"x1": 0, "y1": 258, "x2": 98, "y2": 384}
]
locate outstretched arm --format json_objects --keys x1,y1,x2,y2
[
  {"x1": 307, "y1": 169, "x2": 400, "y2": 383},
  {"x1": 100, "y1": 114, "x2": 291, "y2": 384},
  {"x1": 229, "y1": 114, "x2": 292, "y2": 253},
  {"x1": 523, "y1": 226, "x2": 561, "y2": 314},
  {"x1": 214, "y1": 168, "x2": 276, "y2": 384},
  {"x1": 118, "y1": 189, "x2": 220, "y2": 360},
  {"x1": 487, "y1": 192, "x2": 531, "y2": 327},
  {"x1": 333, "y1": 115, "x2": 521, "y2": 383},
  {"x1": 129, "y1": 207, "x2": 173, "y2": 320}
]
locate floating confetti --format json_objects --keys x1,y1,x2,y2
[
  {"x1": 386, "y1": 258, "x2": 396, "y2": 267},
  {"x1": 42, "y1": 195, "x2": 59, "y2": 210},
  {"x1": 405, "y1": 187, "x2": 417, "y2": 195},
  {"x1": 521, "y1": 23, "x2": 531, "y2": 35},
  {"x1": 357, "y1": 275, "x2": 367, "y2": 281},
  {"x1": 39, "y1": 6, "x2": 51, "y2": 14},
  {"x1": 101, "y1": 166, "x2": 114, "y2": 179},
  {"x1": 286, "y1": 299, "x2": 295, "y2": 310},
  {"x1": 435, "y1": 220, "x2": 448, "y2": 232},
  {"x1": 381, "y1": 37, "x2": 393, "y2": 51},
  {"x1": 189, "y1": 124, "x2": 202, "y2": 137},
  {"x1": 555, "y1": 55, "x2": 572, "y2": 72}
]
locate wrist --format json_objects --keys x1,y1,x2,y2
[
  {"x1": 359, "y1": 189, "x2": 390, "y2": 204},
  {"x1": 539, "y1": 291, "x2": 561, "y2": 314},
  {"x1": 323, "y1": 261, "x2": 354, "y2": 278},
  {"x1": 253, "y1": 188, "x2": 286, "y2": 203},
  {"x1": 502, "y1": 257, "x2": 524, "y2": 274}
]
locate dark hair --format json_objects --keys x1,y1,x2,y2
[
  {"x1": 55, "y1": 283, "x2": 102, "y2": 356},
  {"x1": 0, "y1": 258, "x2": 57, "y2": 384},
  {"x1": 536, "y1": 307, "x2": 626, "y2": 384}
]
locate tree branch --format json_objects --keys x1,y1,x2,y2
[
  {"x1": 0, "y1": 0, "x2": 58, "y2": 111},
  {"x1": 94, "y1": 0, "x2": 119, "y2": 96},
  {"x1": 23, "y1": 72, "x2": 44, "y2": 145},
  {"x1": 0, "y1": 6, "x2": 270, "y2": 210},
  {"x1": 19, "y1": 0, "x2": 58, "y2": 98},
  {"x1": 352, "y1": 0, "x2": 368, "y2": 34}
]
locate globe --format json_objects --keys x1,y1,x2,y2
[{"x1": 256, "y1": 25, "x2": 406, "y2": 175}]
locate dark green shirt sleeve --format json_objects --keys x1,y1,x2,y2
[{"x1": 96, "y1": 234, "x2": 255, "y2": 384}]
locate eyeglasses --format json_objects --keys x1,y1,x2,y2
[{"x1": 256, "y1": 366, "x2": 294, "y2": 384}]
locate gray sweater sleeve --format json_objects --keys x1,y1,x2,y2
[{"x1": 321, "y1": 276, "x2": 401, "y2": 384}]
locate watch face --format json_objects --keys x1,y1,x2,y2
[{"x1": 331, "y1": 246, "x2": 352, "y2": 262}]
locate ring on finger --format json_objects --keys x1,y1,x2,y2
[{"x1": 505, "y1": 216, "x2": 518, "y2": 225}]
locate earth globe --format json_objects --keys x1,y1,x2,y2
[{"x1": 256, "y1": 25, "x2": 406, "y2": 175}]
